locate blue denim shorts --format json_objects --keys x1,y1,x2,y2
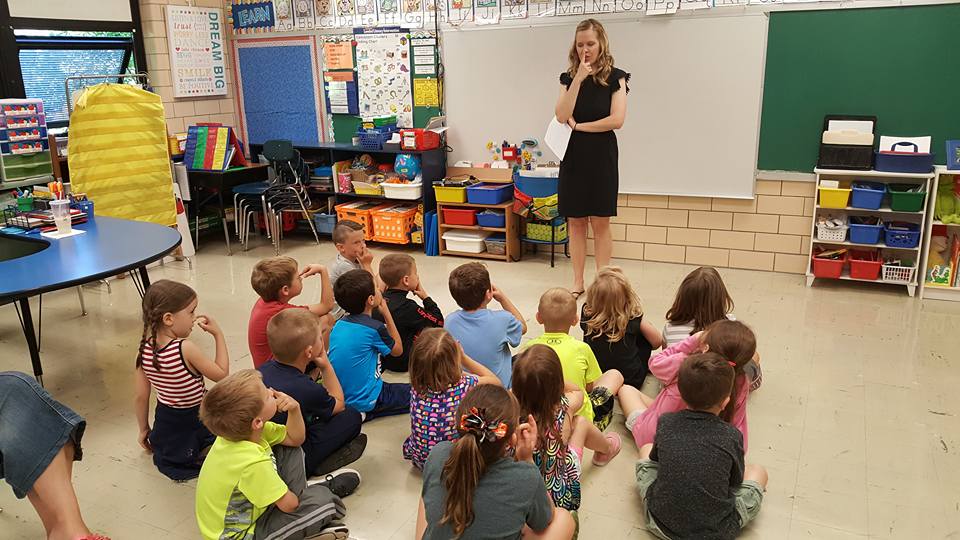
[{"x1": 0, "y1": 371, "x2": 86, "y2": 498}]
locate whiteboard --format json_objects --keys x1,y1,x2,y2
[{"x1": 442, "y1": 15, "x2": 768, "y2": 199}]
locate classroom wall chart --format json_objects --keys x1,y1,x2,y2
[
  {"x1": 354, "y1": 29, "x2": 414, "y2": 126},
  {"x1": 166, "y1": 6, "x2": 228, "y2": 97},
  {"x1": 229, "y1": 0, "x2": 861, "y2": 32}
]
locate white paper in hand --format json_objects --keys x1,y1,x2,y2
[{"x1": 545, "y1": 117, "x2": 573, "y2": 160}]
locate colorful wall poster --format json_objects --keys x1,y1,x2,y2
[
  {"x1": 166, "y1": 5, "x2": 228, "y2": 97},
  {"x1": 355, "y1": 30, "x2": 414, "y2": 126}
]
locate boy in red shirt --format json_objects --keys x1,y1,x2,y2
[{"x1": 247, "y1": 256, "x2": 334, "y2": 368}]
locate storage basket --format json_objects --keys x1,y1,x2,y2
[
  {"x1": 382, "y1": 181, "x2": 422, "y2": 200},
  {"x1": 335, "y1": 201, "x2": 394, "y2": 240},
  {"x1": 514, "y1": 171, "x2": 559, "y2": 198},
  {"x1": 484, "y1": 234, "x2": 507, "y2": 255},
  {"x1": 811, "y1": 247, "x2": 847, "y2": 279},
  {"x1": 848, "y1": 250, "x2": 881, "y2": 280},
  {"x1": 848, "y1": 215, "x2": 883, "y2": 245},
  {"x1": 467, "y1": 183, "x2": 513, "y2": 205},
  {"x1": 434, "y1": 184, "x2": 468, "y2": 203},
  {"x1": 477, "y1": 210, "x2": 505, "y2": 228},
  {"x1": 372, "y1": 204, "x2": 418, "y2": 244},
  {"x1": 352, "y1": 180, "x2": 383, "y2": 196},
  {"x1": 442, "y1": 208, "x2": 477, "y2": 226},
  {"x1": 850, "y1": 182, "x2": 885, "y2": 210},
  {"x1": 881, "y1": 259, "x2": 917, "y2": 283},
  {"x1": 887, "y1": 184, "x2": 926, "y2": 212},
  {"x1": 526, "y1": 220, "x2": 568, "y2": 242},
  {"x1": 874, "y1": 143, "x2": 935, "y2": 173},
  {"x1": 818, "y1": 182, "x2": 851, "y2": 209},
  {"x1": 442, "y1": 229, "x2": 490, "y2": 253},
  {"x1": 312, "y1": 213, "x2": 337, "y2": 235},
  {"x1": 816, "y1": 214, "x2": 848, "y2": 242},
  {"x1": 357, "y1": 127, "x2": 395, "y2": 151},
  {"x1": 883, "y1": 222, "x2": 920, "y2": 249}
]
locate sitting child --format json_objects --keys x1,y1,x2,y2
[
  {"x1": 444, "y1": 262, "x2": 526, "y2": 387},
  {"x1": 663, "y1": 266, "x2": 762, "y2": 391},
  {"x1": 526, "y1": 288, "x2": 624, "y2": 432},
  {"x1": 621, "y1": 320, "x2": 757, "y2": 451},
  {"x1": 636, "y1": 353, "x2": 767, "y2": 540},
  {"x1": 328, "y1": 269, "x2": 407, "y2": 420},
  {"x1": 403, "y1": 328, "x2": 500, "y2": 470},
  {"x1": 580, "y1": 266, "x2": 663, "y2": 390},
  {"x1": 134, "y1": 279, "x2": 229, "y2": 481},
  {"x1": 259, "y1": 309, "x2": 366, "y2": 477},
  {"x1": 329, "y1": 221, "x2": 375, "y2": 319},
  {"x1": 377, "y1": 253, "x2": 444, "y2": 373},
  {"x1": 247, "y1": 256, "x2": 334, "y2": 368},
  {"x1": 416, "y1": 384, "x2": 575, "y2": 539},
  {"x1": 196, "y1": 370, "x2": 356, "y2": 540}
]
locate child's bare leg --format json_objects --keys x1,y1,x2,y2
[
  {"x1": 26, "y1": 441, "x2": 92, "y2": 540},
  {"x1": 522, "y1": 507, "x2": 576, "y2": 540},
  {"x1": 618, "y1": 385, "x2": 652, "y2": 417},
  {"x1": 567, "y1": 414, "x2": 614, "y2": 454},
  {"x1": 639, "y1": 443, "x2": 653, "y2": 460},
  {"x1": 592, "y1": 369, "x2": 624, "y2": 396},
  {"x1": 744, "y1": 464, "x2": 768, "y2": 490},
  {"x1": 568, "y1": 414, "x2": 591, "y2": 452}
]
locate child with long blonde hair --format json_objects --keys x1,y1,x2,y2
[
  {"x1": 580, "y1": 266, "x2": 663, "y2": 389},
  {"x1": 403, "y1": 328, "x2": 500, "y2": 470},
  {"x1": 416, "y1": 384, "x2": 575, "y2": 539},
  {"x1": 134, "y1": 279, "x2": 230, "y2": 481}
]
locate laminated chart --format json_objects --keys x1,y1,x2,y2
[{"x1": 355, "y1": 31, "x2": 414, "y2": 127}]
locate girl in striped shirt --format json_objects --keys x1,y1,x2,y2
[{"x1": 134, "y1": 280, "x2": 230, "y2": 481}]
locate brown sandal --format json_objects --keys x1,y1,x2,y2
[{"x1": 571, "y1": 289, "x2": 585, "y2": 300}]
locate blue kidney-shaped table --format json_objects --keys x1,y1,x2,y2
[{"x1": 0, "y1": 216, "x2": 181, "y2": 384}]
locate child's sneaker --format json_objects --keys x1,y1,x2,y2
[
  {"x1": 315, "y1": 433, "x2": 367, "y2": 476},
  {"x1": 591, "y1": 432, "x2": 622, "y2": 467},
  {"x1": 306, "y1": 522, "x2": 349, "y2": 539},
  {"x1": 308, "y1": 468, "x2": 361, "y2": 498}
]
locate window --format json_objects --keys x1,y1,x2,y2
[{"x1": 15, "y1": 32, "x2": 136, "y2": 125}]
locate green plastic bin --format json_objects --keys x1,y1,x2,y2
[{"x1": 887, "y1": 184, "x2": 926, "y2": 212}]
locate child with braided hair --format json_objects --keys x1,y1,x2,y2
[
  {"x1": 416, "y1": 384, "x2": 576, "y2": 540},
  {"x1": 133, "y1": 279, "x2": 230, "y2": 481}
]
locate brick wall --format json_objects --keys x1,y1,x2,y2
[
  {"x1": 139, "y1": 0, "x2": 237, "y2": 136},
  {"x1": 584, "y1": 179, "x2": 816, "y2": 274}
]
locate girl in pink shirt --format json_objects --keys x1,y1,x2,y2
[{"x1": 620, "y1": 320, "x2": 757, "y2": 452}]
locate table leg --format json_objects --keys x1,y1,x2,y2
[
  {"x1": 218, "y1": 190, "x2": 232, "y2": 255},
  {"x1": 138, "y1": 265, "x2": 151, "y2": 290},
  {"x1": 18, "y1": 298, "x2": 43, "y2": 384}
]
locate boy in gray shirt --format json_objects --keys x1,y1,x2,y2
[{"x1": 329, "y1": 221, "x2": 375, "y2": 319}]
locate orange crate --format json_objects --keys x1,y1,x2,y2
[
  {"x1": 372, "y1": 203, "x2": 418, "y2": 244},
  {"x1": 335, "y1": 201, "x2": 394, "y2": 240}
]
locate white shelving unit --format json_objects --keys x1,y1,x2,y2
[
  {"x1": 919, "y1": 166, "x2": 960, "y2": 302},
  {"x1": 806, "y1": 168, "x2": 935, "y2": 297}
]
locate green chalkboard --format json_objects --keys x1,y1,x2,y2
[{"x1": 757, "y1": 5, "x2": 960, "y2": 172}]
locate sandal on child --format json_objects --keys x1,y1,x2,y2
[
  {"x1": 571, "y1": 289, "x2": 585, "y2": 300},
  {"x1": 591, "y1": 433, "x2": 622, "y2": 467}
]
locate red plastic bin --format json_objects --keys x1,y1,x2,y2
[
  {"x1": 442, "y1": 208, "x2": 478, "y2": 226},
  {"x1": 848, "y1": 250, "x2": 881, "y2": 280},
  {"x1": 811, "y1": 247, "x2": 847, "y2": 279}
]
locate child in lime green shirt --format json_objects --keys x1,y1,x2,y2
[{"x1": 195, "y1": 370, "x2": 349, "y2": 540}]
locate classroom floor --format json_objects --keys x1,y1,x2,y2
[{"x1": 1, "y1": 234, "x2": 959, "y2": 540}]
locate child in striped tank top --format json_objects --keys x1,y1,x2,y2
[{"x1": 134, "y1": 280, "x2": 230, "y2": 481}]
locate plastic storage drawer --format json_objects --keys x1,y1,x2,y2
[
  {"x1": 484, "y1": 234, "x2": 507, "y2": 255},
  {"x1": 850, "y1": 182, "x2": 885, "y2": 210},
  {"x1": 466, "y1": 183, "x2": 512, "y2": 204}
]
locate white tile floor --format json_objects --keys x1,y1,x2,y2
[{"x1": 2, "y1": 235, "x2": 960, "y2": 539}]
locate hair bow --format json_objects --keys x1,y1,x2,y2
[{"x1": 459, "y1": 407, "x2": 508, "y2": 443}]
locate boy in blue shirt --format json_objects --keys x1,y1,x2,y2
[
  {"x1": 444, "y1": 262, "x2": 527, "y2": 387},
  {"x1": 259, "y1": 309, "x2": 366, "y2": 478},
  {"x1": 328, "y1": 269, "x2": 407, "y2": 421}
]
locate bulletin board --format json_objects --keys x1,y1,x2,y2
[
  {"x1": 232, "y1": 35, "x2": 327, "y2": 150},
  {"x1": 321, "y1": 29, "x2": 442, "y2": 144}
]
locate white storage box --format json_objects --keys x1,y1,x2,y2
[
  {"x1": 822, "y1": 130, "x2": 874, "y2": 145},
  {"x1": 442, "y1": 229, "x2": 490, "y2": 253},
  {"x1": 382, "y1": 181, "x2": 422, "y2": 200}
]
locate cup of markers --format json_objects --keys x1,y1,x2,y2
[{"x1": 13, "y1": 188, "x2": 33, "y2": 211}]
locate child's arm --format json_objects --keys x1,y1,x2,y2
[
  {"x1": 134, "y1": 368, "x2": 153, "y2": 453},
  {"x1": 182, "y1": 315, "x2": 230, "y2": 382},
  {"x1": 639, "y1": 320, "x2": 664, "y2": 350},
  {"x1": 491, "y1": 284, "x2": 527, "y2": 335},
  {"x1": 274, "y1": 490, "x2": 299, "y2": 513},
  {"x1": 275, "y1": 390, "x2": 306, "y2": 447},
  {"x1": 315, "y1": 351, "x2": 346, "y2": 414},
  {"x1": 300, "y1": 264, "x2": 335, "y2": 316},
  {"x1": 460, "y1": 351, "x2": 501, "y2": 386},
  {"x1": 649, "y1": 332, "x2": 702, "y2": 383},
  {"x1": 412, "y1": 283, "x2": 444, "y2": 328},
  {"x1": 563, "y1": 384, "x2": 584, "y2": 414},
  {"x1": 377, "y1": 300, "x2": 403, "y2": 357}
]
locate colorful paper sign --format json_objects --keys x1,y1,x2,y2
[
  {"x1": 166, "y1": 6, "x2": 228, "y2": 97},
  {"x1": 324, "y1": 41, "x2": 355, "y2": 69},
  {"x1": 229, "y1": 1, "x2": 275, "y2": 32}
]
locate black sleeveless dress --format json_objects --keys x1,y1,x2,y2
[{"x1": 558, "y1": 67, "x2": 630, "y2": 218}]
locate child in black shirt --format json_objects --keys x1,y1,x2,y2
[
  {"x1": 635, "y1": 352, "x2": 768, "y2": 540},
  {"x1": 377, "y1": 254, "x2": 444, "y2": 373}
]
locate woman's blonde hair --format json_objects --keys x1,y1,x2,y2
[
  {"x1": 567, "y1": 18, "x2": 614, "y2": 87},
  {"x1": 582, "y1": 266, "x2": 643, "y2": 342}
]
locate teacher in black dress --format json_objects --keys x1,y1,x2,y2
[{"x1": 554, "y1": 18, "x2": 629, "y2": 298}]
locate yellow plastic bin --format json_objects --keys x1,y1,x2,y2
[
  {"x1": 433, "y1": 184, "x2": 467, "y2": 203},
  {"x1": 818, "y1": 181, "x2": 851, "y2": 209}
]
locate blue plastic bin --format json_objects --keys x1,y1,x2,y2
[
  {"x1": 313, "y1": 213, "x2": 337, "y2": 235},
  {"x1": 477, "y1": 210, "x2": 506, "y2": 228},
  {"x1": 850, "y1": 182, "x2": 885, "y2": 210},
  {"x1": 884, "y1": 222, "x2": 920, "y2": 248},
  {"x1": 72, "y1": 200, "x2": 94, "y2": 217},
  {"x1": 848, "y1": 217, "x2": 882, "y2": 244},
  {"x1": 313, "y1": 166, "x2": 333, "y2": 176},
  {"x1": 874, "y1": 142, "x2": 935, "y2": 173},
  {"x1": 467, "y1": 183, "x2": 512, "y2": 205},
  {"x1": 515, "y1": 172, "x2": 559, "y2": 197}
]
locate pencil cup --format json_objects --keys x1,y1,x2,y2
[{"x1": 50, "y1": 199, "x2": 71, "y2": 234}]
